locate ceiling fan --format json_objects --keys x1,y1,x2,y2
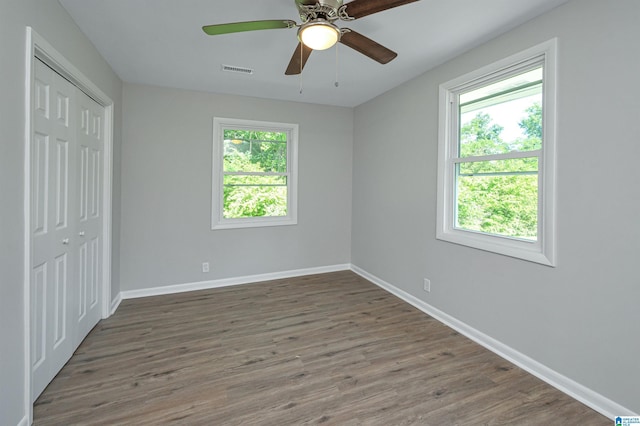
[{"x1": 202, "y1": 0, "x2": 419, "y2": 75}]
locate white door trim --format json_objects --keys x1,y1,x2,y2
[{"x1": 23, "y1": 26, "x2": 114, "y2": 423}]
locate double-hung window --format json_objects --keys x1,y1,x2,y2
[
  {"x1": 212, "y1": 117, "x2": 298, "y2": 229},
  {"x1": 437, "y1": 39, "x2": 557, "y2": 265}
]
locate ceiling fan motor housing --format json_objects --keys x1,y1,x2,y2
[
  {"x1": 317, "y1": 0, "x2": 342, "y2": 10},
  {"x1": 299, "y1": 0, "x2": 343, "y2": 21}
]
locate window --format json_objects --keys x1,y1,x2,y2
[
  {"x1": 437, "y1": 39, "x2": 557, "y2": 265},
  {"x1": 212, "y1": 117, "x2": 298, "y2": 229}
]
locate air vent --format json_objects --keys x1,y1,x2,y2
[{"x1": 221, "y1": 64, "x2": 254, "y2": 75}]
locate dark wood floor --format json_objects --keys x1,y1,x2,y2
[{"x1": 34, "y1": 271, "x2": 608, "y2": 425}]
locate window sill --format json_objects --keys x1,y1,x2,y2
[
  {"x1": 212, "y1": 216, "x2": 297, "y2": 230},
  {"x1": 436, "y1": 228, "x2": 555, "y2": 267}
]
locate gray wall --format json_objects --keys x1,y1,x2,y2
[
  {"x1": 2, "y1": 0, "x2": 637, "y2": 423},
  {"x1": 0, "y1": 1, "x2": 122, "y2": 424},
  {"x1": 119, "y1": 84, "x2": 353, "y2": 291},
  {"x1": 352, "y1": 0, "x2": 639, "y2": 413}
]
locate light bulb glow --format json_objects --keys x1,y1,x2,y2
[{"x1": 299, "y1": 21, "x2": 339, "y2": 50}]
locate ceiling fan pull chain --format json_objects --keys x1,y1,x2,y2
[
  {"x1": 335, "y1": 42, "x2": 339, "y2": 87},
  {"x1": 299, "y1": 43, "x2": 304, "y2": 94}
]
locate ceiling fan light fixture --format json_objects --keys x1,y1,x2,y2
[{"x1": 298, "y1": 20, "x2": 340, "y2": 50}]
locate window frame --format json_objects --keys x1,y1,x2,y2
[
  {"x1": 211, "y1": 117, "x2": 298, "y2": 230},
  {"x1": 436, "y1": 39, "x2": 557, "y2": 266}
]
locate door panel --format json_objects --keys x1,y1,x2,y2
[
  {"x1": 77, "y1": 241, "x2": 87, "y2": 321},
  {"x1": 76, "y1": 91, "x2": 104, "y2": 340},
  {"x1": 32, "y1": 263, "x2": 47, "y2": 371},
  {"x1": 79, "y1": 145, "x2": 88, "y2": 222},
  {"x1": 53, "y1": 253, "x2": 68, "y2": 348},
  {"x1": 91, "y1": 149, "x2": 100, "y2": 218},
  {"x1": 32, "y1": 59, "x2": 77, "y2": 400},
  {"x1": 54, "y1": 139, "x2": 69, "y2": 229},
  {"x1": 33, "y1": 133, "x2": 49, "y2": 236},
  {"x1": 90, "y1": 236, "x2": 100, "y2": 309}
]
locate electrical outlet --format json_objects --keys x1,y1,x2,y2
[
  {"x1": 202, "y1": 262, "x2": 210, "y2": 273},
  {"x1": 423, "y1": 278, "x2": 431, "y2": 293}
]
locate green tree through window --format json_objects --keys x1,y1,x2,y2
[
  {"x1": 456, "y1": 103, "x2": 542, "y2": 239},
  {"x1": 222, "y1": 129, "x2": 288, "y2": 219}
]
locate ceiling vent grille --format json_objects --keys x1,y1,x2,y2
[{"x1": 221, "y1": 64, "x2": 254, "y2": 75}]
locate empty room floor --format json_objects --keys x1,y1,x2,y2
[{"x1": 33, "y1": 271, "x2": 609, "y2": 425}]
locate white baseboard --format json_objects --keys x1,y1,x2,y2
[
  {"x1": 17, "y1": 414, "x2": 29, "y2": 426},
  {"x1": 350, "y1": 264, "x2": 636, "y2": 419},
  {"x1": 119, "y1": 264, "x2": 351, "y2": 300}
]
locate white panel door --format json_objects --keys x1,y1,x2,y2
[
  {"x1": 32, "y1": 59, "x2": 78, "y2": 399},
  {"x1": 31, "y1": 59, "x2": 106, "y2": 400},
  {"x1": 75, "y1": 90, "x2": 104, "y2": 341}
]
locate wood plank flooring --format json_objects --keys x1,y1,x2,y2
[{"x1": 34, "y1": 271, "x2": 609, "y2": 425}]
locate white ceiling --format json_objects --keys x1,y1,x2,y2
[{"x1": 59, "y1": 0, "x2": 567, "y2": 107}]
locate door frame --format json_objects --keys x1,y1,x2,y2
[{"x1": 23, "y1": 27, "x2": 114, "y2": 422}]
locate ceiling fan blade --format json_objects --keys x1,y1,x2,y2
[
  {"x1": 342, "y1": 0, "x2": 419, "y2": 20},
  {"x1": 285, "y1": 42, "x2": 313, "y2": 75},
  {"x1": 202, "y1": 20, "x2": 296, "y2": 36},
  {"x1": 339, "y1": 30, "x2": 397, "y2": 64}
]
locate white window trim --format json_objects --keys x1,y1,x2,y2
[
  {"x1": 436, "y1": 39, "x2": 557, "y2": 266},
  {"x1": 211, "y1": 117, "x2": 298, "y2": 230}
]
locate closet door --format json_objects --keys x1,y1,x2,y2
[
  {"x1": 75, "y1": 90, "x2": 104, "y2": 341},
  {"x1": 31, "y1": 59, "x2": 106, "y2": 400},
  {"x1": 31, "y1": 59, "x2": 78, "y2": 399}
]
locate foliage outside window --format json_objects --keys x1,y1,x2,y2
[
  {"x1": 212, "y1": 118, "x2": 298, "y2": 229},
  {"x1": 437, "y1": 40, "x2": 557, "y2": 265}
]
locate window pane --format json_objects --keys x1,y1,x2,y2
[
  {"x1": 223, "y1": 174, "x2": 287, "y2": 218},
  {"x1": 459, "y1": 157, "x2": 538, "y2": 176},
  {"x1": 460, "y1": 68, "x2": 542, "y2": 105},
  {"x1": 223, "y1": 129, "x2": 287, "y2": 173},
  {"x1": 223, "y1": 184, "x2": 288, "y2": 219},
  {"x1": 459, "y1": 68, "x2": 542, "y2": 158},
  {"x1": 456, "y1": 173, "x2": 538, "y2": 240}
]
